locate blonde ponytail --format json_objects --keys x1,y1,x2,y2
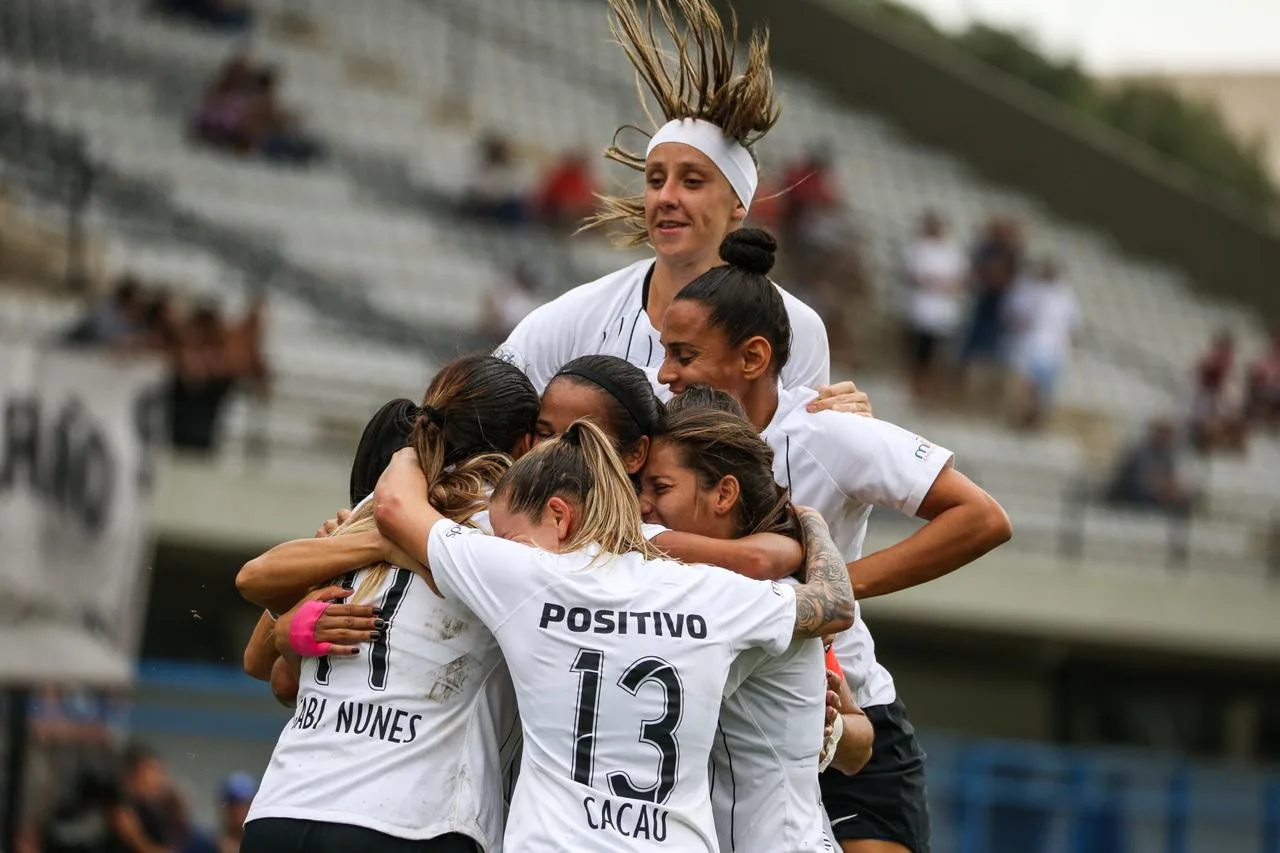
[{"x1": 493, "y1": 419, "x2": 664, "y2": 565}]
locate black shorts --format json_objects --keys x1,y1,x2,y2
[
  {"x1": 241, "y1": 818, "x2": 481, "y2": 853},
  {"x1": 820, "y1": 697, "x2": 930, "y2": 852}
]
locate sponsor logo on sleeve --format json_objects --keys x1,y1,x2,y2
[{"x1": 913, "y1": 438, "x2": 935, "y2": 463}]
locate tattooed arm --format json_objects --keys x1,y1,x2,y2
[{"x1": 792, "y1": 507, "x2": 856, "y2": 640}]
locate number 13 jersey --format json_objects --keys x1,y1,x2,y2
[
  {"x1": 246, "y1": 564, "x2": 520, "y2": 852},
  {"x1": 427, "y1": 520, "x2": 799, "y2": 853}
]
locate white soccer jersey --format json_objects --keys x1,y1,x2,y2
[
  {"x1": 641, "y1": 528, "x2": 827, "y2": 852},
  {"x1": 247, "y1": 564, "x2": 519, "y2": 851},
  {"x1": 427, "y1": 520, "x2": 799, "y2": 853},
  {"x1": 762, "y1": 386, "x2": 954, "y2": 709},
  {"x1": 712, "y1": 580, "x2": 827, "y2": 853},
  {"x1": 496, "y1": 258, "x2": 831, "y2": 394}
]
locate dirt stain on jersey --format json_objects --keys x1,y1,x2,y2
[
  {"x1": 426, "y1": 654, "x2": 476, "y2": 703},
  {"x1": 439, "y1": 613, "x2": 469, "y2": 640}
]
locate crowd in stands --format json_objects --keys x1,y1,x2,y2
[
  {"x1": 20, "y1": 688, "x2": 254, "y2": 853},
  {"x1": 897, "y1": 209, "x2": 1079, "y2": 430},
  {"x1": 192, "y1": 55, "x2": 322, "y2": 166},
  {"x1": 1104, "y1": 323, "x2": 1280, "y2": 517},
  {"x1": 61, "y1": 276, "x2": 269, "y2": 453}
]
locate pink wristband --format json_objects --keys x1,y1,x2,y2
[{"x1": 289, "y1": 600, "x2": 332, "y2": 657}]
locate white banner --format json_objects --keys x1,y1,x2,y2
[{"x1": 0, "y1": 343, "x2": 167, "y2": 686}]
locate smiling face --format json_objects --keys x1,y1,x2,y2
[
  {"x1": 645, "y1": 142, "x2": 745, "y2": 270},
  {"x1": 638, "y1": 438, "x2": 738, "y2": 540},
  {"x1": 657, "y1": 299, "x2": 753, "y2": 398}
]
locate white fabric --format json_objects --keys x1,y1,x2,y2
[
  {"x1": 761, "y1": 386, "x2": 954, "y2": 708},
  {"x1": 647, "y1": 118, "x2": 758, "y2": 211},
  {"x1": 247, "y1": 564, "x2": 519, "y2": 851},
  {"x1": 428, "y1": 521, "x2": 797, "y2": 853},
  {"x1": 641, "y1": 522, "x2": 827, "y2": 852},
  {"x1": 1006, "y1": 280, "x2": 1079, "y2": 368},
  {"x1": 712, "y1": 575, "x2": 826, "y2": 853},
  {"x1": 496, "y1": 258, "x2": 830, "y2": 395},
  {"x1": 903, "y1": 238, "x2": 967, "y2": 333}
]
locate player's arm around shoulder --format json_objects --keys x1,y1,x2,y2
[
  {"x1": 650, "y1": 529, "x2": 803, "y2": 581},
  {"x1": 792, "y1": 507, "x2": 855, "y2": 640}
]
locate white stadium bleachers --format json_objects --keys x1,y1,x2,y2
[{"x1": 1, "y1": 0, "x2": 1275, "y2": 572}]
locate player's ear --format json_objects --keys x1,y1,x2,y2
[
  {"x1": 714, "y1": 475, "x2": 740, "y2": 518},
  {"x1": 546, "y1": 496, "x2": 574, "y2": 541},
  {"x1": 620, "y1": 435, "x2": 650, "y2": 475},
  {"x1": 511, "y1": 432, "x2": 534, "y2": 459},
  {"x1": 740, "y1": 336, "x2": 773, "y2": 382}
]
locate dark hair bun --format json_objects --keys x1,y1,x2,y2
[{"x1": 719, "y1": 228, "x2": 777, "y2": 276}]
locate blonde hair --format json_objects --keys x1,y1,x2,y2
[
  {"x1": 492, "y1": 419, "x2": 664, "y2": 564},
  {"x1": 584, "y1": 0, "x2": 781, "y2": 246},
  {"x1": 337, "y1": 452, "x2": 507, "y2": 603},
  {"x1": 331, "y1": 355, "x2": 540, "y2": 602}
]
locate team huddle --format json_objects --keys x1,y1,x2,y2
[{"x1": 231, "y1": 1, "x2": 1012, "y2": 851}]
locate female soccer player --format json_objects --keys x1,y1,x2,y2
[
  {"x1": 234, "y1": 354, "x2": 540, "y2": 853},
  {"x1": 372, "y1": 418, "x2": 854, "y2": 852},
  {"x1": 242, "y1": 397, "x2": 422, "y2": 703},
  {"x1": 497, "y1": 0, "x2": 872, "y2": 418},
  {"x1": 657, "y1": 229, "x2": 1014, "y2": 853},
  {"x1": 642, "y1": 405, "x2": 874, "y2": 853}
]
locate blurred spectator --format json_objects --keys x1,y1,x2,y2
[
  {"x1": 217, "y1": 774, "x2": 257, "y2": 853},
  {"x1": 38, "y1": 763, "x2": 126, "y2": 853},
  {"x1": 777, "y1": 146, "x2": 870, "y2": 364},
  {"x1": 22, "y1": 688, "x2": 127, "y2": 853},
  {"x1": 533, "y1": 150, "x2": 597, "y2": 231},
  {"x1": 901, "y1": 210, "x2": 967, "y2": 400},
  {"x1": 1245, "y1": 320, "x2": 1280, "y2": 431},
  {"x1": 781, "y1": 145, "x2": 841, "y2": 228},
  {"x1": 1106, "y1": 419, "x2": 1198, "y2": 515},
  {"x1": 192, "y1": 56, "x2": 261, "y2": 153},
  {"x1": 960, "y1": 217, "x2": 1023, "y2": 376},
  {"x1": 1188, "y1": 330, "x2": 1247, "y2": 454},
  {"x1": 462, "y1": 133, "x2": 527, "y2": 226},
  {"x1": 1004, "y1": 258, "x2": 1079, "y2": 429},
  {"x1": 192, "y1": 57, "x2": 321, "y2": 166},
  {"x1": 170, "y1": 298, "x2": 268, "y2": 453},
  {"x1": 63, "y1": 276, "x2": 146, "y2": 346},
  {"x1": 482, "y1": 262, "x2": 543, "y2": 341},
  {"x1": 159, "y1": 0, "x2": 252, "y2": 31}
]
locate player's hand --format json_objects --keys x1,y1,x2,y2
[
  {"x1": 807, "y1": 381, "x2": 873, "y2": 417},
  {"x1": 315, "y1": 508, "x2": 352, "y2": 538},
  {"x1": 274, "y1": 586, "x2": 379, "y2": 657},
  {"x1": 820, "y1": 669, "x2": 843, "y2": 765}
]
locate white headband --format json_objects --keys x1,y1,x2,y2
[{"x1": 646, "y1": 118, "x2": 758, "y2": 211}]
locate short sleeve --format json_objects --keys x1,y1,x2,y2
[
  {"x1": 777, "y1": 287, "x2": 831, "y2": 391},
  {"x1": 494, "y1": 301, "x2": 575, "y2": 394},
  {"x1": 700, "y1": 568, "x2": 797, "y2": 657},
  {"x1": 427, "y1": 519, "x2": 541, "y2": 629},
  {"x1": 809, "y1": 415, "x2": 954, "y2": 516}
]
